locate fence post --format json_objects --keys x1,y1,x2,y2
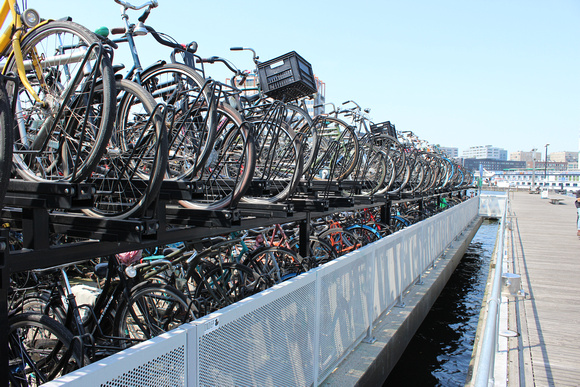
[
  {"x1": 313, "y1": 269, "x2": 322, "y2": 385},
  {"x1": 363, "y1": 248, "x2": 377, "y2": 343}
]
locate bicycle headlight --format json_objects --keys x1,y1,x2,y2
[
  {"x1": 125, "y1": 265, "x2": 137, "y2": 278},
  {"x1": 22, "y1": 9, "x2": 40, "y2": 28}
]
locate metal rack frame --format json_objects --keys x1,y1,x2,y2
[{"x1": 0, "y1": 177, "x2": 468, "y2": 381}]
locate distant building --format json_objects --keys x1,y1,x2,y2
[
  {"x1": 462, "y1": 145, "x2": 507, "y2": 160},
  {"x1": 438, "y1": 147, "x2": 458, "y2": 158},
  {"x1": 549, "y1": 151, "x2": 578, "y2": 163},
  {"x1": 463, "y1": 158, "x2": 525, "y2": 172},
  {"x1": 528, "y1": 161, "x2": 568, "y2": 172},
  {"x1": 510, "y1": 150, "x2": 542, "y2": 162},
  {"x1": 302, "y1": 76, "x2": 325, "y2": 118},
  {"x1": 495, "y1": 170, "x2": 580, "y2": 193}
]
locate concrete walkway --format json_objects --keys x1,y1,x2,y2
[{"x1": 504, "y1": 191, "x2": 580, "y2": 386}]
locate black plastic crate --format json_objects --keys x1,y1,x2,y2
[
  {"x1": 257, "y1": 51, "x2": 317, "y2": 101},
  {"x1": 370, "y1": 121, "x2": 397, "y2": 137}
]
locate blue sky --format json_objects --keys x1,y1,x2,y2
[{"x1": 29, "y1": 0, "x2": 580, "y2": 158}]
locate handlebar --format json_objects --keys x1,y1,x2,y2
[
  {"x1": 198, "y1": 56, "x2": 249, "y2": 87},
  {"x1": 199, "y1": 56, "x2": 239, "y2": 75},
  {"x1": 230, "y1": 46, "x2": 259, "y2": 65},
  {"x1": 114, "y1": 0, "x2": 158, "y2": 11},
  {"x1": 342, "y1": 100, "x2": 361, "y2": 110},
  {"x1": 110, "y1": 24, "x2": 197, "y2": 53}
]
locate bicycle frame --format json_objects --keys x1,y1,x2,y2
[{"x1": 0, "y1": 0, "x2": 48, "y2": 104}]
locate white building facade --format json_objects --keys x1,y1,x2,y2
[{"x1": 462, "y1": 145, "x2": 507, "y2": 160}]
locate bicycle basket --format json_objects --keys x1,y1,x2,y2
[
  {"x1": 370, "y1": 121, "x2": 396, "y2": 137},
  {"x1": 257, "y1": 51, "x2": 317, "y2": 101}
]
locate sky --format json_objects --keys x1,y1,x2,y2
[{"x1": 27, "y1": 0, "x2": 580, "y2": 158}]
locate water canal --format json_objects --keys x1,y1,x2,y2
[{"x1": 384, "y1": 219, "x2": 499, "y2": 386}]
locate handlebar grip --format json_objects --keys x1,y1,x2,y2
[
  {"x1": 238, "y1": 74, "x2": 247, "y2": 86},
  {"x1": 111, "y1": 27, "x2": 126, "y2": 35},
  {"x1": 342, "y1": 100, "x2": 350, "y2": 105},
  {"x1": 230, "y1": 47, "x2": 244, "y2": 51},
  {"x1": 138, "y1": 8, "x2": 150, "y2": 23}
]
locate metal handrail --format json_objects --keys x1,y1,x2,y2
[{"x1": 474, "y1": 194, "x2": 509, "y2": 386}]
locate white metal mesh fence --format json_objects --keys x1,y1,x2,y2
[{"x1": 47, "y1": 198, "x2": 480, "y2": 387}]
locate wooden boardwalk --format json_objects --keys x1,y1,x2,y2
[{"x1": 505, "y1": 191, "x2": 580, "y2": 386}]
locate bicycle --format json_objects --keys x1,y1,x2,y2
[
  {"x1": 12, "y1": 253, "x2": 196, "y2": 368},
  {"x1": 1, "y1": 0, "x2": 117, "y2": 184},
  {"x1": 106, "y1": 0, "x2": 257, "y2": 211},
  {"x1": 307, "y1": 102, "x2": 360, "y2": 185},
  {"x1": 335, "y1": 100, "x2": 391, "y2": 196},
  {"x1": 198, "y1": 49, "x2": 311, "y2": 204},
  {"x1": 0, "y1": 75, "x2": 12, "y2": 208},
  {"x1": 83, "y1": 78, "x2": 168, "y2": 219},
  {"x1": 7, "y1": 310, "x2": 86, "y2": 385}
]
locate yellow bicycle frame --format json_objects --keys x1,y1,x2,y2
[{"x1": 0, "y1": 0, "x2": 50, "y2": 104}]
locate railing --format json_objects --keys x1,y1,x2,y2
[
  {"x1": 48, "y1": 198, "x2": 480, "y2": 387},
  {"x1": 473, "y1": 194, "x2": 509, "y2": 386},
  {"x1": 478, "y1": 193, "x2": 508, "y2": 218}
]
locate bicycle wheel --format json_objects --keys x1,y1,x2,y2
[
  {"x1": 345, "y1": 224, "x2": 381, "y2": 246},
  {"x1": 244, "y1": 246, "x2": 305, "y2": 286},
  {"x1": 179, "y1": 103, "x2": 255, "y2": 210},
  {"x1": 115, "y1": 283, "x2": 196, "y2": 348},
  {"x1": 284, "y1": 103, "x2": 316, "y2": 173},
  {"x1": 5, "y1": 20, "x2": 116, "y2": 183},
  {"x1": 8, "y1": 312, "x2": 86, "y2": 385},
  {"x1": 317, "y1": 227, "x2": 361, "y2": 257},
  {"x1": 288, "y1": 235, "x2": 337, "y2": 269},
  {"x1": 16, "y1": 290, "x2": 67, "y2": 326},
  {"x1": 374, "y1": 153, "x2": 396, "y2": 195},
  {"x1": 352, "y1": 138, "x2": 387, "y2": 196},
  {"x1": 365, "y1": 220, "x2": 393, "y2": 238},
  {"x1": 404, "y1": 154, "x2": 426, "y2": 194},
  {"x1": 83, "y1": 79, "x2": 167, "y2": 219},
  {"x1": 0, "y1": 79, "x2": 13, "y2": 208},
  {"x1": 309, "y1": 116, "x2": 359, "y2": 181},
  {"x1": 243, "y1": 113, "x2": 302, "y2": 203},
  {"x1": 378, "y1": 137, "x2": 408, "y2": 195},
  {"x1": 193, "y1": 262, "x2": 262, "y2": 316},
  {"x1": 140, "y1": 63, "x2": 216, "y2": 180}
]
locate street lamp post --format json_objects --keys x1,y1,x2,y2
[
  {"x1": 531, "y1": 148, "x2": 537, "y2": 191},
  {"x1": 544, "y1": 143, "x2": 549, "y2": 186}
]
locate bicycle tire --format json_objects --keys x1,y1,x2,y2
[
  {"x1": 114, "y1": 283, "x2": 196, "y2": 348},
  {"x1": 0, "y1": 79, "x2": 12, "y2": 208},
  {"x1": 5, "y1": 20, "x2": 116, "y2": 183},
  {"x1": 404, "y1": 153, "x2": 426, "y2": 194},
  {"x1": 179, "y1": 103, "x2": 255, "y2": 210},
  {"x1": 83, "y1": 79, "x2": 167, "y2": 219},
  {"x1": 243, "y1": 245, "x2": 305, "y2": 286},
  {"x1": 15, "y1": 290, "x2": 67, "y2": 326},
  {"x1": 140, "y1": 63, "x2": 216, "y2": 180},
  {"x1": 193, "y1": 262, "x2": 262, "y2": 316},
  {"x1": 284, "y1": 103, "x2": 317, "y2": 174},
  {"x1": 288, "y1": 235, "x2": 337, "y2": 269},
  {"x1": 353, "y1": 138, "x2": 388, "y2": 196},
  {"x1": 309, "y1": 116, "x2": 359, "y2": 181},
  {"x1": 345, "y1": 224, "x2": 381, "y2": 246},
  {"x1": 8, "y1": 312, "x2": 87, "y2": 384},
  {"x1": 384, "y1": 138, "x2": 409, "y2": 194},
  {"x1": 242, "y1": 114, "x2": 302, "y2": 203},
  {"x1": 375, "y1": 153, "x2": 396, "y2": 195},
  {"x1": 365, "y1": 220, "x2": 393, "y2": 238},
  {"x1": 317, "y1": 227, "x2": 362, "y2": 257}
]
